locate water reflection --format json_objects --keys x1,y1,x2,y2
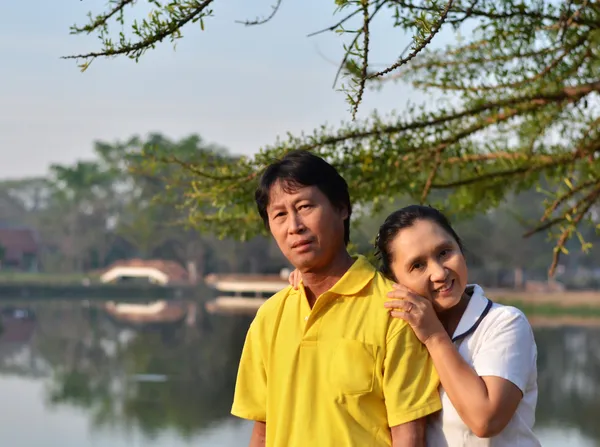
[
  {"x1": 535, "y1": 326, "x2": 600, "y2": 443},
  {"x1": 0, "y1": 300, "x2": 598, "y2": 446}
]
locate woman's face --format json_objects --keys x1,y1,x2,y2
[{"x1": 388, "y1": 219, "x2": 467, "y2": 311}]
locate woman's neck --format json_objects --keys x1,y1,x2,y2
[{"x1": 437, "y1": 288, "x2": 472, "y2": 337}]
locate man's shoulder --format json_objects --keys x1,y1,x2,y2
[
  {"x1": 254, "y1": 285, "x2": 295, "y2": 321},
  {"x1": 360, "y1": 272, "x2": 414, "y2": 340},
  {"x1": 367, "y1": 270, "x2": 397, "y2": 300}
]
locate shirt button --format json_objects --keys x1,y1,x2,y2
[{"x1": 304, "y1": 316, "x2": 309, "y2": 321}]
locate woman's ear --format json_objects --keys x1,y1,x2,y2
[{"x1": 339, "y1": 205, "x2": 349, "y2": 220}]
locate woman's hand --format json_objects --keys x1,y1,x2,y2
[
  {"x1": 288, "y1": 269, "x2": 302, "y2": 290},
  {"x1": 384, "y1": 284, "x2": 446, "y2": 345}
]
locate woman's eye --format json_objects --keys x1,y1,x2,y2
[{"x1": 411, "y1": 263, "x2": 424, "y2": 271}]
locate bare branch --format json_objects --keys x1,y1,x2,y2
[
  {"x1": 235, "y1": 0, "x2": 283, "y2": 26},
  {"x1": 307, "y1": 5, "x2": 364, "y2": 37},
  {"x1": 421, "y1": 149, "x2": 442, "y2": 202}
]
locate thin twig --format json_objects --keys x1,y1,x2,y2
[
  {"x1": 63, "y1": 0, "x2": 215, "y2": 60},
  {"x1": 369, "y1": 0, "x2": 454, "y2": 78},
  {"x1": 352, "y1": 0, "x2": 371, "y2": 120},
  {"x1": 235, "y1": 0, "x2": 283, "y2": 26},
  {"x1": 297, "y1": 80, "x2": 600, "y2": 152},
  {"x1": 333, "y1": 1, "x2": 386, "y2": 88},
  {"x1": 307, "y1": 6, "x2": 364, "y2": 37},
  {"x1": 70, "y1": 0, "x2": 136, "y2": 33},
  {"x1": 412, "y1": 34, "x2": 590, "y2": 92},
  {"x1": 548, "y1": 184, "x2": 600, "y2": 276}
]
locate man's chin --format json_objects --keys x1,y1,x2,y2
[{"x1": 288, "y1": 251, "x2": 320, "y2": 270}]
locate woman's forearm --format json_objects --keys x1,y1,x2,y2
[{"x1": 425, "y1": 333, "x2": 496, "y2": 436}]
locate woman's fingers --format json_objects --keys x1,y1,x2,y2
[
  {"x1": 384, "y1": 299, "x2": 415, "y2": 311},
  {"x1": 288, "y1": 270, "x2": 301, "y2": 290},
  {"x1": 387, "y1": 286, "x2": 426, "y2": 304}
]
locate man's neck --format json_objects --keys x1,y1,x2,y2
[{"x1": 301, "y1": 250, "x2": 355, "y2": 308}]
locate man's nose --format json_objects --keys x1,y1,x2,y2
[{"x1": 288, "y1": 212, "x2": 306, "y2": 234}]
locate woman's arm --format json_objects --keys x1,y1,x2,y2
[
  {"x1": 385, "y1": 285, "x2": 526, "y2": 438},
  {"x1": 423, "y1": 332, "x2": 522, "y2": 437}
]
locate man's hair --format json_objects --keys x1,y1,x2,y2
[{"x1": 255, "y1": 150, "x2": 352, "y2": 245}]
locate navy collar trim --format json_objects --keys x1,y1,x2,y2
[{"x1": 451, "y1": 284, "x2": 493, "y2": 343}]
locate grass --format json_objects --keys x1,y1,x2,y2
[
  {"x1": 0, "y1": 271, "x2": 100, "y2": 284},
  {"x1": 498, "y1": 299, "x2": 600, "y2": 319}
]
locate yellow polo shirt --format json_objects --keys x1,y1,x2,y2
[{"x1": 231, "y1": 255, "x2": 441, "y2": 446}]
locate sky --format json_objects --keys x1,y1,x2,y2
[{"x1": 0, "y1": 0, "x2": 450, "y2": 179}]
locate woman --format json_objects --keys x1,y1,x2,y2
[{"x1": 290, "y1": 205, "x2": 540, "y2": 446}]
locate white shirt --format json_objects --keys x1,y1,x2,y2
[{"x1": 426, "y1": 284, "x2": 541, "y2": 447}]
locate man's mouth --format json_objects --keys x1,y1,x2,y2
[{"x1": 291, "y1": 239, "x2": 312, "y2": 249}]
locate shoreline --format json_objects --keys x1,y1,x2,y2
[{"x1": 205, "y1": 292, "x2": 600, "y2": 327}]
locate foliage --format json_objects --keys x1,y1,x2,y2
[
  {"x1": 66, "y1": 1, "x2": 600, "y2": 275},
  {"x1": 0, "y1": 134, "x2": 287, "y2": 276}
]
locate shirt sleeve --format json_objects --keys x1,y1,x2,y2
[
  {"x1": 383, "y1": 321, "x2": 442, "y2": 427},
  {"x1": 472, "y1": 308, "x2": 536, "y2": 393},
  {"x1": 231, "y1": 316, "x2": 267, "y2": 422}
]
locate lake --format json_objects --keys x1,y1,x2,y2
[{"x1": 0, "y1": 300, "x2": 598, "y2": 446}]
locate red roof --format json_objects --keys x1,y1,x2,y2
[
  {"x1": 103, "y1": 258, "x2": 189, "y2": 282},
  {"x1": 0, "y1": 228, "x2": 38, "y2": 262}
]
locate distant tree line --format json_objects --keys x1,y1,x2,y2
[{"x1": 1, "y1": 134, "x2": 599, "y2": 287}]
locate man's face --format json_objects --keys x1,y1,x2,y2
[{"x1": 266, "y1": 180, "x2": 348, "y2": 272}]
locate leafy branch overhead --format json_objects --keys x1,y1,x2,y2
[{"x1": 67, "y1": 0, "x2": 600, "y2": 275}]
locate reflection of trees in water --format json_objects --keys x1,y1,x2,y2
[
  {"x1": 534, "y1": 327, "x2": 600, "y2": 442},
  {"x1": 0, "y1": 301, "x2": 252, "y2": 439},
  {"x1": 6, "y1": 304, "x2": 600, "y2": 443}
]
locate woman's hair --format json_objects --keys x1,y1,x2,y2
[{"x1": 374, "y1": 205, "x2": 464, "y2": 278}]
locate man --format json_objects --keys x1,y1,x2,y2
[{"x1": 231, "y1": 150, "x2": 441, "y2": 446}]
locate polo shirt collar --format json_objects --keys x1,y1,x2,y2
[
  {"x1": 327, "y1": 255, "x2": 377, "y2": 296},
  {"x1": 451, "y1": 284, "x2": 493, "y2": 343}
]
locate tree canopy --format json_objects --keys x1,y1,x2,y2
[{"x1": 66, "y1": 0, "x2": 600, "y2": 275}]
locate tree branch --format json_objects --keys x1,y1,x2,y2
[
  {"x1": 413, "y1": 35, "x2": 590, "y2": 92},
  {"x1": 307, "y1": 5, "x2": 364, "y2": 37},
  {"x1": 64, "y1": 0, "x2": 216, "y2": 61},
  {"x1": 70, "y1": 0, "x2": 136, "y2": 33},
  {"x1": 369, "y1": 0, "x2": 454, "y2": 78},
  {"x1": 333, "y1": 1, "x2": 386, "y2": 88},
  {"x1": 351, "y1": 0, "x2": 371, "y2": 120},
  {"x1": 548, "y1": 184, "x2": 600, "y2": 276},
  {"x1": 389, "y1": 0, "x2": 597, "y2": 26},
  {"x1": 235, "y1": 0, "x2": 283, "y2": 26}
]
